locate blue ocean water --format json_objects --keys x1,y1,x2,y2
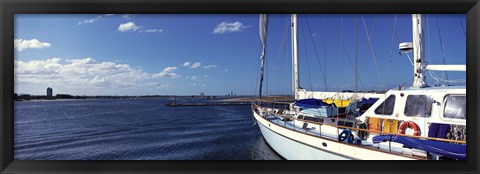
[{"x1": 14, "y1": 98, "x2": 282, "y2": 160}]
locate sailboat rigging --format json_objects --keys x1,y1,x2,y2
[{"x1": 252, "y1": 14, "x2": 466, "y2": 160}]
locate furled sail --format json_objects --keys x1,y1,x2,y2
[
  {"x1": 258, "y1": 14, "x2": 268, "y2": 98},
  {"x1": 259, "y1": 14, "x2": 268, "y2": 52}
]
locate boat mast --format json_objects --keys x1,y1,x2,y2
[
  {"x1": 354, "y1": 16, "x2": 358, "y2": 93},
  {"x1": 292, "y1": 14, "x2": 300, "y2": 100},
  {"x1": 403, "y1": 14, "x2": 464, "y2": 87},
  {"x1": 412, "y1": 14, "x2": 427, "y2": 88}
]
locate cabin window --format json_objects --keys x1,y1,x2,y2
[
  {"x1": 374, "y1": 95, "x2": 395, "y2": 115},
  {"x1": 443, "y1": 95, "x2": 466, "y2": 119},
  {"x1": 404, "y1": 95, "x2": 433, "y2": 117}
]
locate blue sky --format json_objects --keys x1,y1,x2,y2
[{"x1": 14, "y1": 14, "x2": 466, "y2": 96}]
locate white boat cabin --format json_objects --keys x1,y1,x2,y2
[{"x1": 357, "y1": 85, "x2": 466, "y2": 139}]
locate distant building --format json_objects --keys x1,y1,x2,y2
[
  {"x1": 200, "y1": 92, "x2": 205, "y2": 97},
  {"x1": 46, "y1": 87, "x2": 53, "y2": 98}
]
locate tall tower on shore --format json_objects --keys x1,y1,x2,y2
[{"x1": 46, "y1": 87, "x2": 53, "y2": 98}]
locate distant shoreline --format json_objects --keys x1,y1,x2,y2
[
  {"x1": 216, "y1": 96, "x2": 294, "y2": 102},
  {"x1": 14, "y1": 95, "x2": 295, "y2": 102},
  {"x1": 216, "y1": 97, "x2": 255, "y2": 102}
]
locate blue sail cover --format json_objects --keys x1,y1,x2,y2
[
  {"x1": 295, "y1": 99, "x2": 330, "y2": 108},
  {"x1": 357, "y1": 98, "x2": 378, "y2": 105},
  {"x1": 297, "y1": 98, "x2": 377, "y2": 108},
  {"x1": 373, "y1": 134, "x2": 466, "y2": 160}
]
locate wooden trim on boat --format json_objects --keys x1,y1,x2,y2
[
  {"x1": 261, "y1": 106, "x2": 467, "y2": 144},
  {"x1": 288, "y1": 115, "x2": 467, "y2": 144}
]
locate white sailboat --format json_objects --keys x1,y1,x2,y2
[{"x1": 252, "y1": 14, "x2": 466, "y2": 160}]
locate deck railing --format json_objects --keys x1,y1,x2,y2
[{"x1": 251, "y1": 101, "x2": 467, "y2": 145}]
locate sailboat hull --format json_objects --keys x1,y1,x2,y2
[
  {"x1": 257, "y1": 119, "x2": 350, "y2": 160},
  {"x1": 253, "y1": 109, "x2": 418, "y2": 160}
]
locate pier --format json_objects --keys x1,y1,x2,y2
[
  {"x1": 165, "y1": 96, "x2": 294, "y2": 107},
  {"x1": 165, "y1": 102, "x2": 251, "y2": 107}
]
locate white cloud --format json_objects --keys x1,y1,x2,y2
[
  {"x1": 147, "y1": 82, "x2": 172, "y2": 88},
  {"x1": 66, "y1": 57, "x2": 97, "y2": 64},
  {"x1": 15, "y1": 57, "x2": 180, "y2": 92},
  {"x1": 152, "y1": 66, "x2": 180, "y2": 78},
  {"x1": 118, "y1": 22, "x2": 141, "y2": 32},
  {"x1": 204, "y1": 75, "x2": 210, "y2": 78},
  {"x1": 78, "y1": 14, "x2": 116, "y2": 25},
  {"x1": 145, "y1": 29, "x2": 164, "y2": 33},
  {"x1": 122, "y1": 14, "x2": 132, "y2": 19},
  {"x1": 183, "y1": 61, "x2": 202, "y2": 69},
  {"x1": 202, "y1": 65, "x2": 217, "y2": 69},
  {"x1": 201, "y1": 84, "x2": 206, "y2": 87},
  {"x1": 183, "y1": 62, "x2": 192, "y2": 67},
  {"x1": 14, "y1": 39, "x2": 51, "y2": 52},
  {"x1": 118, "y1": 22, "x2": 163, "y2": 33},
  {"x1": 224, "y1": 69, "x2": 229, "y2": 72},
  {"x1": 78, "y1": 16, "x2": 102, "y2": 25},
  {"x1": 88, "y1": 75, "x2": 109, "y2": 87},
  {"x1": 15, "y1": 58, "x2": 62, "y2": 75},
  {"x1": 213, "y1": 21, "x2": 248, "y2": 34},
  {"x1": 190, "y1": 62, "x2": 201, "y2": 69},
  {"x1": 185, "y1": 75, "x2": 198, "y2": 80}
]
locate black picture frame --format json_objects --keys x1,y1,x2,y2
[{"x1": 1, "y1": 0, "x2": 479, "y2": 173}]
